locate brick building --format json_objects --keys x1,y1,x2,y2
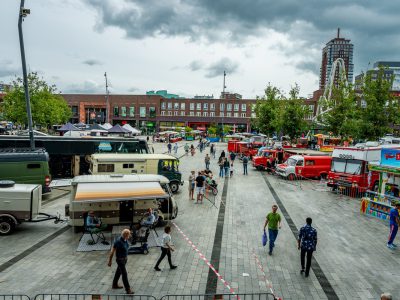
[{"x1": 61, "y1": 93, "x2": 257, "y2": 134}]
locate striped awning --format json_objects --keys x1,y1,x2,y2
[{"x1": 74, "y1": 181, "x2": 168, "y2": 202}]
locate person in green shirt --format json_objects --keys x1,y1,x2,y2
[{"x1": 264, "y1": 204, "x2": 282, "y2": 255}]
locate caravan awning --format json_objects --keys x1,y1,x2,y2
[{"x1": 74, "y1": 182, "x2": 168, "y2": 202}]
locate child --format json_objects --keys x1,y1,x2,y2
[{"x1": 230, "y1": 163, "x2": 234, "y2": 177}]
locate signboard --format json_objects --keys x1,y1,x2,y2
[
  {"x1": 381, "y1": 148, "x2": 400, "y2": 167},
  {"x1": 332, "y1": 147, "x2": 381, "y2": 161}
]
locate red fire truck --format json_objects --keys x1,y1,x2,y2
[
  {"x1": 327, "y1": 146, "x2": 399, "y2": 193},
  {"x1": 252, "y1": 149, "x2": 283, "y2": 171}
]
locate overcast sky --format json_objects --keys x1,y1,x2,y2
[{"x1": 1, "y1": 0, "x2": 400, "y2": 99}]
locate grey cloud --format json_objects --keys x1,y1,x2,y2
[
  {"x1": 0, "y1": 60, "x2": 20, "y2": 78},
  {"x1": 127, "y1": 87, "x2": 139, "y2": 92},
  {"x1": 189, "y1": 60, "x2": 203, "y2": 71},
  {"x1": 82, "y1": 59, "x2": 103, "y2": 66},
  {"x1": 84, "y1": 0, "x2": 400, "y2": 75},
  {"x1": 205, "y1": 58, "x2": 239, "y2": 78},
  {"x1": 63, "y1": 80, "x2": 103, "y2": 93}
]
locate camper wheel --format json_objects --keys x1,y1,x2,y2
[
  {"x1": 170, "y1": 182, "x2": 179, "y2": 193},
  {"x1": 0, "y1": 217, "x2": 15, "y2": 235}
]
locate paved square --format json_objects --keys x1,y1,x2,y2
[{"x1": 1, "y1": 140, "x2": 399, "y2": 299}]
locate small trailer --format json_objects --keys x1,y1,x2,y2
[{"x1": 0, "y1": 180, "x2": 61, "y2": 235}]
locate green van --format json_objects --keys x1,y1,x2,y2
[{"x1": 0, "y1": 149, "x2": 51, "y2": 193}]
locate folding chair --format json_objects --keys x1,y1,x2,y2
[{"x1": 82, "y1": 212, "x2": 108, "y2": 245}]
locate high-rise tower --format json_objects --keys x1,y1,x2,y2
[{"x1": 319, "y1": 28, "x2": 354, "y2": 90}]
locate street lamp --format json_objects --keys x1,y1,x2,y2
[{"x1": 18, "y1": 0, "x2": 35, "y2": 150}]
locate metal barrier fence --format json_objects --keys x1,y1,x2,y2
[
  {"x1": 0, "y1": 296, "x2": 30, "y2": 300},
  {"x1": 34, "y1": 295, "x2": 156, "y2": 300},
  {"x1": 159, "y1": 293, "x2": 277, "y2": 300}
]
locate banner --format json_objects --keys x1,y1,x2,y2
[{"x1": 381, "y1": 148, "x2": 400, "y2": 167}]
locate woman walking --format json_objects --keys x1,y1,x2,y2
[{"x1": 154, "y1": 226, "x2": 177, "y2": 271}]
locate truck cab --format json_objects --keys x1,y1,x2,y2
[{"x1": 276, "y1": 155, "x2": 332, "y2": 180}]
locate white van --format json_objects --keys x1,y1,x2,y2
[{"x1": 66, "y1": 174, "x2": 178, "y2": 227}]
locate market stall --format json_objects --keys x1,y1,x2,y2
[{"x1": 361, "y1": 148, "x2": 400, "y2": 221}]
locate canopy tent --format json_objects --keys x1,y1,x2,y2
[
  {"x1": 88, "y1": 123, "x2": 108, "y2": 133},
  {"x1": 73, "y1": 181, "x2": 168, "y2": 202},
  {"x1": 58, "y1": 122, "x2": 80, "y2": 132},
  {"x1": 102, "y1": 123, "x2": 113, "y2": 130},
  {"x1": 108, "y1": 124, "x2": 131, "y2": 134},
  {"x1": 122, "y1": 124, "x2": 141, "y2": 135}
]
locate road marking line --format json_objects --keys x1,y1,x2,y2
[{"x1": 172, "y1": 222, "x2": 240, "y2": 299}]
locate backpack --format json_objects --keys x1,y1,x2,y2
[{"x1": 243, "y1": 156, "x2": 249, "y2": 164}]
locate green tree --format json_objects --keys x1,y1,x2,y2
[
  {"x1": 254, "y1": 83, "x2": 282, "y2": 136},
  {"x1": 223, "y1": 124, "x2": 231, "y2": 135},
  {"x1": 2, "y1": 72, "x2": 71, "y2": 128},
  {"x1": 184, "y1": 126, "x2": 192, "y2": 133},
  {"x1": 358, "y1": 68, "x2": 400, "y2": 140},
  {"x1": 279, "y1": 84, "x2": 310, "y2": 141},
  {"x1": 207, "y1": 124, "x2": 217, "y2": 136}
]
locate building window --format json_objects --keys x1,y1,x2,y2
[
  {"x1": 161, "y1": 102, "x2": 166, "y2": 109},
  {"x1": 220, "y1": 103, "x2": 225, "y2": 111},
  {"x1": 196, "y1": 112, "x2": 201, "y2": 116},
  {"x1": 234, "y1": 104, "x2": 239, "y2": 111},
  {"x1": 241, "y1": 104, "x2": 246, "y2": 111},
  {"x1": 121, "y1": 106, "x2": 127, "y2": 117},
  {"x1": 234, "y1": 113, "x2": 238, "y2": 117},
  {"x1": 71, "y1": 106, "x2": 78, "y2": 116},
  {"x1": 196, "y1": 103, "x2": 201, "y2": 110},
  {"x1": 168, "y1": 111, "x2": 172, "y2": 116},
  {"x1": 227, "y1": 112, "x2": 232, "y2": 117},
  {"x1": 210, "y1": 112, "x2": 215, "y2": 117},
  {"x1": 181, "y1": 103, "x2": 185, "y2": 110},
  {"x1": 161, "y1": 111, "x2": 165, "y2": 116},
  {"x1": 113, "y1": 106, "x2": 119, "y2": 117},
  {"x1": 190, "y1": 103, "x2": 195, "y2": 110},
  {"x1": 210, "y1": 103, "x2": 215, "y2": 111},
  {"x1": 139, "y1": 107, "x2": 146, "y2": 117},
  {"x1": 129, "y1": 107, "x2": 135, "y2": 117},
  {"x1": 174, "y1": 111, "x2": 178, "y2": 116},
  {"x1": 227, "y1": 104, "x2": 232, "y2": 111},
  {"x1": 167, "y1": 102, "x2": 172, "y2": 109},
  {"x1": 203, "y1": 103, "x2": 208, "y2": 110},
  {"x1": 149, "y1": 107, "x2": 156, "y2": 118},
  {"x1": 174, "y1": 103, "x2": 179, "y2": 110},
  {"x1": 190, "y1": 112, "x2": 194, "y2": 116},
  {"x1": 203, "y1": 112, "x2": 208, "y2": 117},
  {"x1": 220, "y1": 112, "x2": 224, "y2": 117},
  {"x1": 241, "y1": 113, "x2": 246, "y2": 117},
  {"x1": 181, "y1": 111, "x2": 185, "y2": 116}
]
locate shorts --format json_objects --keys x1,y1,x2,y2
[{"x1": 196, "y1": 187, "x2": 204, "y2": 194}]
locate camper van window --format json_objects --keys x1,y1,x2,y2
[
  {"x1": 296, "y1": 160, "x2": 304, "y2": 166},
  {"x1": 123, "y1": 163, "x2": 134, "y2": 168},
  {"x1": 27, "y1": 163, "x2": 41, "y2": 169},
  {"x1": 98, "y1": 164, "x2": 115, "y2": 172}
]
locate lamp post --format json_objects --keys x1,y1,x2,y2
[
  {"x1": 104, "y1": 72, "x2": 109, "y2": 123},
  {"x1": 18, "y1": 0, "x2": 35, "y2": 150}
]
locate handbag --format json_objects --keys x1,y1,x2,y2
[{"x1": 262, "y1": 230, "x2": 268, "y2": 246}]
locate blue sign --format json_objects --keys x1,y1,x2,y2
[{"x1": 381, "y1": 148, "x2": 400, "y2": 167}]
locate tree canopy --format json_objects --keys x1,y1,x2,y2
[{"x1": 1, "y1": 72, "x2": 71, "y2": 128}]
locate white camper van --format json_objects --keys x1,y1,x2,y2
[{"x1": 66, "y1": 174, "x2": 178, "y2": 227}]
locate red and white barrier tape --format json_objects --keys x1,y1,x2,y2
[
  {"x1": 252, "y1": 250, "x2": 281, "y2": 300},
  {"x1": 172, "y1": 222, "x2": 240, "y2": 299}
]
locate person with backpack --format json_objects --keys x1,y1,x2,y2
[
  {"x1": 242, "y1": 154, "x2": 249, "y2": 175},
  {"x1": 230, "y1": 151, "x2": 236, "y2": 164}
]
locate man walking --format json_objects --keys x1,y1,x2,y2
[
  {"x1": 298, "y1": 217, "x2": 317, "y2": 277},
  {"x1": 229, "y1": 151, "x2": 236, "y2": 164},
  {"x1": 108, "y1": 229, "x2": 134, "y2": 294},
  {"x1": 173, "y1": 142, "x2": 178, "y2": 154},
  {"x1": 154, "y1": 226, "x2": 177, "y2": 271},
  {"x1": 223, "y1": 157, "x2": 230, "y2": 178},
  {"x1": 264, "y1": 204, "x2": 281, "y2": 255},
  {"x1": 195, "y1": 171, "x2": 205, "y2": 203},
  {"x1": 242, "y1": 154, "x2": 249, "y2": 175},
  {"x1": 387, "y1": 201, "x2": 400, "y2": 249},
  {"x1": 205, "y1": 154, "x2": 211, "y2": 170},
  {"x1": 167, "y1": 142, "x2": 172, "y2": 154},
  {"x1": 210, "y1": 144, "x2": 215, "y2": 158}
]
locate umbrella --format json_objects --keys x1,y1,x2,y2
[
  {"x1": 108, "y1": 124, "x2": 131, "y2": 133},
  {"x1": 122, "y1": 124, "x2": 141, "y2": 135},
  {"x1": 58, "y1": 122, "x2": 80, "y2": 132}
]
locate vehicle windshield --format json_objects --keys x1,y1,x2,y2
[
  {"x1": 287, "y1": 158, "x2": 297, "y2": 166},
  {"x1": 331, "y1": 158, "x2": 362, "y2": 175}
]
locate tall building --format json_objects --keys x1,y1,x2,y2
[{"x1": 319, "y1": 28, "x2": 354, "y2": 90}]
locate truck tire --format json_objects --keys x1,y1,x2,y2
[
  {"x1": 0, "y1": 217, "x2": 16, "y2": 235},
  {"x1": 169, "y1": 182, "x2": 179, "y2": 193}
]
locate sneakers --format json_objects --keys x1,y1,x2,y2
[
  {"x1": 387, "y1": 243, "x2": 396, "y2": 250},
  {"x1": 392, "y1": 243, "x2": 398, "y2": 247},
  {"x1": 154, "y1": 266, "x2": 161, "y2": 271},
  {"x1": 170, "y1": 265, "x2": 178, "y2": 270}
]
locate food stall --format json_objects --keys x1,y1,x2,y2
[
  {"x1": 360, "y1": 148, "x2": 400, "y2": 221},
  {"x1": 314, "y1": 134, "x2": 341, "y2": 152}
]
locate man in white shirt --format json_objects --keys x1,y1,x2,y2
[{"x1": 154, "y1": 226, "x2": 177, "y2": 271}]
